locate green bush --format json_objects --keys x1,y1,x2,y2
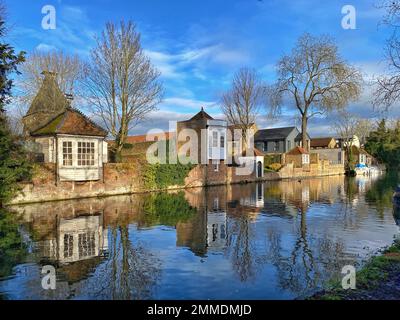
[
  {"x1": 264, "y1": 154, "x2": 281, "y2": 166},
  {"x1": 144, "y1": 162, "x2": 196, "y2": 190}
]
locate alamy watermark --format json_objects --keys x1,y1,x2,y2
[
  {"x1": 41, "y1": 265, "x2": 56, "y2": 290},
  {"x1": 41, "y1": 5, "x2": 56, "y2": 30},
  {"x1": 144, "y1": 126, "x2": 260, "y2": 176},
  {"x1": 341, "y1": 5, "x2": 356, "y2": 30},
  {"x1": 341, "y1": 265, "x2": 356, "y2": 290}
]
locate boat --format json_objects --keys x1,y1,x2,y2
[{"x1": 354, "y1": 164, "x2": 383, "y2": 176}]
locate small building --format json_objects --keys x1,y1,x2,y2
[
  {"x1": 176, "y1": 108, "x2": 264, "y2": 182},
  {"x1": 285, "y1": 146, "x2": 310, "y2": 168},
  {"x1": 255, "y1": 127, "x2": 311, "y2": 154},
  {"x1": 176, "y1": 107, "x2": 227, "y2": 166},
  {"x1": 23, "y1": 71, "x2": 108, "y2": 182},
  {"x1": 310, "y1": 137, "x2": 337, "y2": 149}
]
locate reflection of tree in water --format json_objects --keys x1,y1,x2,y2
[
  {"x1": 265, "y1": 208, "x2": 355, "y2": 297},
  {"x1": 225, "y1": 216, "x2": 267, "y2": 282},
  {"x1": 366, "y1": 171, "x2": 399, "y2": 215},
  {"x1": 83, "y1": 226, "x2": 161, "y2": 300},
  {"x1": 0, "y1": 209, "x2": 28, "y2": 279}
]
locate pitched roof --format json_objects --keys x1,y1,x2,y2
[
  {"x1": 255, "y1": 127, "x2": 298, "y2": 141},
  {"x1": 254, "y1": 148, "x2": 264, "y2": 157},
  {"x1": 286, "y1": 146, "x2": 308, "y2": 155},
  {"x1": 31, "y1": 108, "x2": 107, "y2": 137},
  {"x1": 310, "y1": 137, "x2": 336, "y2": 148},
  {"x1": 124, "y1": 132, "x2": 173, "y2": 144},
  {"x1": 189, "y1": 107, "x2": 213, "y2": 121},
  {"x1": 25, "y1": 71, "x2": 69, "y2": 117}
]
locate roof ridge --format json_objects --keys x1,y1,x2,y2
[{"x1": 66, "y1": 107, "x2": 107, "y2": 135}]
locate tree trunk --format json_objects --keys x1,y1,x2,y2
[{"x1": 301, "y1": 115, "x2": 308, "y2": 151}]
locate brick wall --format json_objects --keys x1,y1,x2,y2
[{"x1": 11, "y1": 156, "x2": 345, "y2": 205}]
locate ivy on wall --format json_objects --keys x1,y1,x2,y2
[{"x1": 143, "y1": 163, "x2": 196, "y2": 190}]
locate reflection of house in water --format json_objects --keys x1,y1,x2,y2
[
  {"x1": 36, "y1": 213, "x2": 108, "y2": 266},
  {"x1": 207, "y1": 205, "x2": 227, "y2": 251},
  {"x1": 238, "y1": 183, "x2": 264, "y2": 208},
  {"x1": 58, "y1": 214, "x2": 108, "y2": 265}
]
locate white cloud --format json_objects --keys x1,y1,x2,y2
[
  {"x1": 35, "y1": 43, "x2": 57, "y2": 51},
  {"x1": 162, "y1": 97, "x2": 216, "y2": 110}
]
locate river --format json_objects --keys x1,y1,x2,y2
[{"x1": 0, "y1": 172, "x2": 399, "y2": 300}]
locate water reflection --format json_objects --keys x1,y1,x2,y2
[{"x1": 0, "y1": 173, "x2": 399, "y2": 300}]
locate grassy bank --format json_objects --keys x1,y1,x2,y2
[{"x1": 311, "y1": 239, "x2": 400, "y2": 300}]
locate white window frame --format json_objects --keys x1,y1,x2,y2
[
  {"x1": 77, "y1": 141, "x2": 96, "y2": 167},
  {"x1": 62, "y1": 141, "x2": 73, "y2": 166}
]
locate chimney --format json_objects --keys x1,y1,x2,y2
[{"x1": 65, "y1": 93, "x2": 74, "y2": 106}]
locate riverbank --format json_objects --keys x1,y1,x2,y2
[
  {"x1": 8, "y1": 161, "x2": 345, "y2": 205},
  {"x1": 310, "y1": 239, "x2": 400, "y2": 300}
]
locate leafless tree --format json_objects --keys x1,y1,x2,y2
[
  {"x1": 83, "y1": 21, "x2": 163, "y2": 160},
  {"x1": 221, "y1": 68, "x2": 265, "y2": 147},
  {"x1": 332, "y1": 111, "x2": 360, "y2": 167},
  {"x1": 18, "y1": 50, "x2": 83, "y2": 106},
  {"x1": 374, "y1": 1, "x2": 400, "y2": 110},
  {"x1": 354, "y1": 118, "x2": 374, "y2": 146},
  {"x1": 267, "y1": 33, "x2": 363, "y2": 150}
]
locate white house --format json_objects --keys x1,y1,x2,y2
[{"x1": 23, "y1": 71, "x2": 108, "y2": 182}]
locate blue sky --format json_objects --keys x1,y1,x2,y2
[{"x1": 4, "y1": 0, "x2": 397, "y2": 136}]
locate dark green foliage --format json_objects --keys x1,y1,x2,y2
[
  {"x1": 0, "y1": 20, "x2": 25, "y2": 110},
  {"x1": 365, "y1": 119, "x2": 400, "y2": 168},
  {"x1": 0, "y1": 13, "x2": 31, "y2": 206},
  {"x1": 143, "y1": 139, "x2": 195, "y2": 189},
  {"x1": 0, "y1": 209, "x2": 28, "y2": 278},
  {"x1": 365, "y1": 170, "x2": 399, "y2": 213},
  {"x1": 0, "y1": 120, "x2": 32, "y2": 205},
  {"x1": 143, "y1": 163, "x2": 195, "y2": 190},
  {"x1": 141, "y1": 192, "x2": 196, "y2": 227}
]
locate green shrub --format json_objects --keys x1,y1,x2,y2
[
  {"x1": 264, "y1": 154, "x2": 281, "y2": 166},
  {"x1": 144, "y1": 163, "x2": 196, "y2": 190}
]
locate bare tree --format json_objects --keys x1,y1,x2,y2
[
  {"x1": 374, "y1": 1, "x2": 400, "y2": 109},
  {"x1": 354, "y1": 118, "x2": 374, "y2": 146},
  {"x1": 83, "y1": 21, "x2": 163, "y2": 160},
  {"x1": 267, "y1": 33, "x2": 363, "y2": 150},
  {"x1": 332, "y1": 111, "x2": 360, "y2": 168},
  {"x1": 18, "y1": 50, "x2": 83, "y2": 106},
  {"x1": 221, "y1": 68, "x2": 265, "y2": 148}
]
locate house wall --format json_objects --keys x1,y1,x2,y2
[
  {"x1": 310, "y1": 148, "x2": 345, "y2": 165},
  {"x1": 34, "y1": 137, "x2": 55, "y2": 163},
  {"x1": 56, "y1": 135, "x2": 106, "y2": 182},
  {"x1": 255, "y1": 128, "x2": 307, "y2": 154},
  {"x1": 285, "y1": 154, "x2": 303, "y2": 168}
]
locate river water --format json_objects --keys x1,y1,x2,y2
[{"x1": 0, "y1": 173, "x2": 399, "y2": 300}]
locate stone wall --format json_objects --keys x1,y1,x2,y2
[
  {"x1": 12, "y1": 162, "x2": 145, "y2": 204},
  {"x1": 11, "y1": 158, "x2": 345, "y2": 205}
]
